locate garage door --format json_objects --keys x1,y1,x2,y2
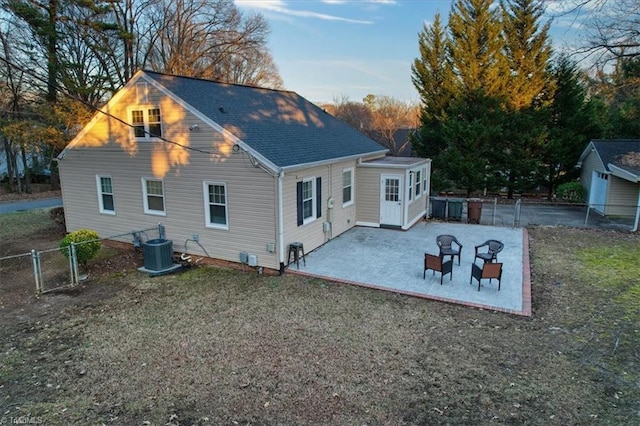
[{"x1": 589, "y1": 171, "x2": 608, "y2": 214}]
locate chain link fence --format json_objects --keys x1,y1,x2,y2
[
  {"x1": 0, "y1": 224, "x2": 164, "y2": 298},
  {"x1": 429, "y1": 197, "x2": 638, "y2": 231},
  {"x1": 0, "y1": 251, "x2": 36, "y2": 306}
]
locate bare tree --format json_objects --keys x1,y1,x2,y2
[
  {"x1": 144, "y1": 0, "x2": 279, "y2": 86},
  {"x1": 330, "y1": 95, "x2": 373, "y2": 134},
  {"x1": 368, "y1": 95, "x2": 419, "y2": 156},
  {"x1": 565, "y1": 0, "x2": 640, "y2": 65},
  {"x1": 75, "y1": 0, "x2": 160, "y2": 92}
]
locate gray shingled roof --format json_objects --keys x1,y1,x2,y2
[
  {"x1": 144, "y1": 71, "x2": 387, "y2": 169},
  {"x1": 592, "y1": 139, "x2": 640, "y2": 176}
]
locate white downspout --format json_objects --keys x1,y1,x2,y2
[
  {"x1": 277, "y1": 170, "x2": 286, "y2": 273},
  {"x1": 632, "y1": 188, "x2": 640, "y2": 232}
]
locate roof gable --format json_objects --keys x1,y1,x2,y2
[
  {"x1": 590, "y1": 139, "x2": 640, "y2": 178},
  {"x1": 143, "y1": 71, "x2": 387, "y2": 169}
]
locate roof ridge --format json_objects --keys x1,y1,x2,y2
[{"x1": 142, "y1": 69, "x2": 297, "y2": 96}]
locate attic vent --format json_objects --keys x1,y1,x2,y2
[{"x1": 219, "y1": 106, "x2": 226, "y2": 113}]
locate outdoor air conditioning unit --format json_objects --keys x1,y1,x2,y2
[{"x1": 142, "y1": 239, "x2": 174, "y2": 271}]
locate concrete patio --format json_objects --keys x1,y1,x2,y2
[{"x1": 288, "y1": 221, "x2": 531, "y2": 316}]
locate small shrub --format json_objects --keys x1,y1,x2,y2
[
  {"x1": 556, "y1": 182, "x2": 585, "y2": 203},
  {"x1": 60, "y1": 229, "x2": 101, "y2": 267}
]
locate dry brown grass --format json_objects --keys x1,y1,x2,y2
[{"x1": 0, "y1": 225, "x2": 638, "y2": 425}]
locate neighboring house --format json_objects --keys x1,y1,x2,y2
[
  {"x1": 0, "y1": 148, "x2": 47, "y2": 179},
  {"x1": 578, "y1": 139, "x2": 640, "y2": 226},
  {"x1": 57, "y1": 70, "x2": 431, "y2": 273}
]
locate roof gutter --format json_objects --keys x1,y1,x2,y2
[
  {"x1": 277, "y1": 170, "x2": 286, "y2": 273},
  {"x1": 280, "y1": 149, "x2": 388, "y2": 173},
  {"x1": 608, "y1": 164, "x2": 640, "y2": 183}
]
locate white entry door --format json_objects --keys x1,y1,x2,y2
[{"x1": 380, "y1": 174, "x2": 403, "y2": 226}]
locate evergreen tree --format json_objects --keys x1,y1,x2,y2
[
  {"x1": 608, "y1": 57, "x2": 640, "y2": 137},
  {"x1": 412, "y1": 0, "x2": 554, "y2": 196},
  {"x1": 501, "y1": 0, "x2": 551, "y2": 110},
  {"x1": 500, "y1": 0, "x2": 552, "y2": 197},
  {"x1": 541, "y1": 55, "x2": 604, "y2": 198},
  {"x1": 438, "y1": 91, "x2": 508, "y2": 196},
  {"x1": 411, "y1": 13, "x2": 454, "y2": 190},
  {"x1": 448, "y1": 0, "x2": 508, "y2": 98}
]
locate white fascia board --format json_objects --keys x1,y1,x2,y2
[
  {"x1": 609, "y1": 164, "x2": 640, "y2": 183},
  {"x1": 280, "y1": 150, "x2": 389, "y2": 173},
  {"x1": 358, "y1": 158, "x2": 430, "y2": 169},
  {"x1": 58, "y1": 69, "x2": 148, "y2": 160}
]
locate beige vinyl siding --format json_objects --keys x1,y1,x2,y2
[
  {"x1": 355, "y1": 167, "x2": 382, "y2": 225},
  {"x1": 59, "y1": 82, "x2": 280, "y2": 269},
  {"x1": 607, "y1": 176, "x2": 638, "y2": 216},
  {"x1": 281, "y1": 160, "x2": 359, "y2": 258}
]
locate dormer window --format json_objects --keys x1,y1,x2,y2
[{"x1": 130, "y1": 107, "x2": 163, "y2": 139}]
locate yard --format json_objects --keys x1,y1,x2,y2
[{"x1": 0, "y1": 208, "x2": 639, "y2": 425}]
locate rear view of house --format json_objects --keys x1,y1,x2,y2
[{"x1": 58, "y1": 71, "x2": 430, "y2": 272}]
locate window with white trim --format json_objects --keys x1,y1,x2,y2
[
  {"x1": 142, "y1": 178, "x2": 166, "y2": 215},
  {"x1": 296, "y1": 177, "x2": 322, "y2": 226},
  {"x1": 408, "y1": 172, "x2": 414, "y2": 201},
  {"x1": 415, "y1": 169, "x2": 421, "y2": 198},
  {"x1": 130, "y1": 107, "x2": 163, "y2": 139},
  {"x1": 302, "y1": 179, "x2": 314, "y2": 220},
  {"x1": 422, "y1": 167, "x2": 428, "y2": 194},
  {"x1": 342, "y1": 168, "x2": 354, "y2": 206},
  {"x1": 204, "y1": 182, "x2": 228, "y2": 229},
  {"x1": 96, "y1": 175, "x2": 115, "y2": 214}
]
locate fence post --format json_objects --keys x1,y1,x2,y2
[
  {"x1": 31, "y1": 249, "x2": 42, "y2": 296},
  {"x1": 70, "y1": 242, "x2": 79, "y2": 286},
  {"x1": 492, "y1": 197, "x2": 497, "y2": 226},
  {"x1": 584, "y1": 205, "x2": 591, "y2": 227},
  {"x1": 514, "y1": 199, "x2": 521, "y2": 228}
]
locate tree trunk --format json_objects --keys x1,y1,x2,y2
[
  {"x1": 507, "y1": 171, "x2": 515, "y2": 199},
  {"x1": 20, "y1": 146, "x2": 32, "y2": 194}
]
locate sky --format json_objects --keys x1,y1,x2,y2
[{"x1": 233, "y1": 0, "x2": 597, "y2": 105}]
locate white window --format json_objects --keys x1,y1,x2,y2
[
  {"x1": 142, "y1": 178, "x2": 166, "y2": 216},
  {"x1": 302, "y1": 179, "x2": 315, "y2": 222},
  {"x1": 415, "y1": 170, "x2": 422, "y2": 198},
  {"x1": 408, "y1": 172, "x2": 414, "y2": 201},
  {"x1": 296, "y1": 177, "x2": 322, "y2": 226},
  {"x1": 342, "y1": 168, "x2": 354, "y2": 207},
  {"x1": 96, "y1": 175, "x2": 115, "y2": 214},
  {"x1": 203, "y1": 182, "x2": 228, "y2": 229},
  {"x1": 130, "y1": 107, "x2": 163, "y2": 139},
  {"x1": 422, "y1": 167, "x2": 428, "y2": 194}
]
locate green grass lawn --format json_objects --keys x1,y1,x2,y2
[{"x1": 0, "y1": 223, "x2": 638, "y2": 425}]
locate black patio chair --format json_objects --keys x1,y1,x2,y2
[
  {"x1": 436, "y1": 234, "x2": 463, "y2": 265},
  {"x1": 470, "y1": 262, "x2": 503, "y2": 291},
  {"x1": 474, "y1": 239, "x2": 504, "y2": 264},
  {"x1": 423, "y1": 253, "x2": 453, "y2": 285}
]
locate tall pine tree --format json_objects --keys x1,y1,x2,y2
[
  {"x1": 448, "y1": 0, "x2": 508, "y2": 98},
  {"x1": 411, "y1": 13, "x2": 455, "y2": 190},
  {"x1": 501, "y1": 0, "x2": 551, "y2": 110},
  {"x1": 500, "y1": 0, "x2": 552, "y2": 197},
  {"x1": 412, "y1": 0, "x2": 554, "y2": 197}
]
